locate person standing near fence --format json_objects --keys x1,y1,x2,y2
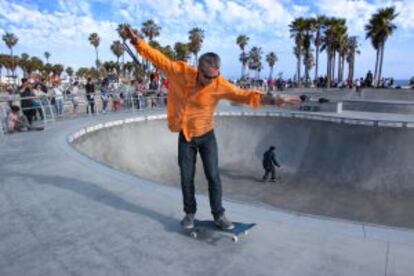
[
  {"x1": 85, "y1": 78, "x2": 95, "y2": 114},
  {"x1": 19, "y1": 78, "x2": 35, "y2": 125},
  {"x1": 52, "y1": 82, "x2": 64, "y2": 116},
  {"x1": 32, "y1": 83, "x2": 44, "y2": 121},
  {"x1": 71, "y1": 81, "x2": 80, "y2": 114},
  {"x1": 100, "y1": 78, "x2": 109, "y2": 113}
]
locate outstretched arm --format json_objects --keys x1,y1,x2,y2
[
  {"x1": 219, "y1": 78, "x2": 301, "y2": 108},
  {"x1": 123, "y1": 25, "x2": 180, "y2": 77},
  {"x1": 272, "y1": 154, "x2": 281, "y2": 168}
]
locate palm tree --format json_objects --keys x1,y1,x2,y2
[
  {"x1": 174, "y1": 42, "x2": 190, "y2": 61},
  {"x1": 117, "y1": 24, "x2": 129, "y2": 76},
  {"x1": 266, "y1": 52, "x2": 277, "y2": 80},
  {"x1": 29, "y1": 57, "x2": 43, "y2": 75},
  {"x1": 18, "y1": 53, "x2": 30, "y2": 77},
  {"x1": 239, "y1": 52, "x2": 249, "y2": 79},
  {"x1": 52, "y1": 64, "x2": 64, "y2": 76},
  {"x1": 88, "y1": 33, "x2": 101, "y2": 68},
  {"x1": 2, "y1": 32, "x2": 18, "y2": 78},
  {"x1": 123, "y1": 61, "x2": 134, "y2": 77},
  {"x1": 111, "y1": 40, "x2": 124, "y2": 76},
  {"x1": 66, "y1": 66, "x2": 74, "y2": 80},
  {"x1": 188, "y1": 27, "x2": 205, "y2": 65},
  {"x1": 103, "y1": 61, "x2": 117, "y2": 75},
  {"x1": 289, "y1": 17, "x2": 307, "y2": 87},
  {"x1": 321, "y1": 17, "x2": 347, "y2": 87},
  {"x1": 312, "y1": 16, "x2": 327, "y2": 81},
  {"x1": 365, "y1": 6, "x2": 398, "y2": 87},
  {"x1": 160, "y1": 45, "x2": 176, "y2": 60},
  {"x1": 236, "y1": 35, "x2": 249, "y2": 78},
  {"x1": 302, "y1": 19, "x2": 314, "y2": 85},
  {"x1": 337, "y1": 34, "x2": 349, "y2": 83},
  {"x1": 248, "y1": 46, "x2": 262, "y2": 80},
  {"x1": 141, "y1": 19, "x2": 161, "y2": 42},
  {"x1": 141, "y1": 19, "x2": 161, "y2": 72},
  {"x1": 44, "y1": 51, "x2": 51, "y2": 64},
  {"x1": 346, "y1": 36, "x2": 360, "y2": 82}
]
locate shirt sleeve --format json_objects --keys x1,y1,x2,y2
[
  {"x1": 133, "y1": 40, "x2": 182, "y2": 77},
  {"x1": 218, "y1": 77, "x2": 262, "y2": 109},
  {"x1": 272, "y1": 153, "x2": 280, "y2": 167}
]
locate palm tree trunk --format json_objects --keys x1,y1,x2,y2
[
  {"x1": 337, "y1": 54, "x2": 341, "y2": 82},
  {"x1": 95, "y1": 48, "x2": 99, "y2": 69},
  {"x1": 340, "y1": 56, "x2": 345, "y2": 83},
  {"x1": 122, "y1": 46, "x2": 125, "y2": 77},
  {"x1": 332, "y1": 52, "x2": 336, "y2": 83},
  {"x1": 378, "y1": 42, "x2": 385, "y2": 87},
  {"x1": 117, "y1": 57, "x2": 120, "y2": 78},
  {"x1": 269, "y1": 66, "x2": 274, "y2": 80},
  {"x1": 327, "y1": 51, "x2": 331, "y2": 88},
  {"x1": 10, "y1": 48, "x2": 15, "y2": 78},
  {"x1": 373, "y1": 48, "x2": 380, "y2": 87},
  {"x1": 315, "y1": 44, "x2": 319, "y2": 81},
  {"x1": 241, "y1": 50, "x2": 245, "y2": 79},
  {"x1": 297, "y1": 52, "x2": 301, "y2": 88}
]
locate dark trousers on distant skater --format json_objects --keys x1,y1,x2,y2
[
  {"x1": 178, "y1": 130, "x2": 225, "y2": 219},
  {"x1": 262, "y1": 166, "x2": 276, "y2": 181}
]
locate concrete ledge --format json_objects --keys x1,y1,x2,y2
[{"x1": 69, "y1": 110, "x2": 414, "y2": 144}]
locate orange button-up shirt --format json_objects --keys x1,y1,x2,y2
[{"x1": 134, "y1": 40, "x2": 262, "y2": 141}]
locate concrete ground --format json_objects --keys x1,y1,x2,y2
[{"x1": 1, "y1": 109, "x2": 414, "y2": 275}]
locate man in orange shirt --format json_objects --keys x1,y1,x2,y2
[{"x1": 124, "y1": 26, "x2": 300, "y2": 229}]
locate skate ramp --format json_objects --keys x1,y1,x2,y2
[{"x1": 73, "y1": 115, "x2": 414, "y2": 228}]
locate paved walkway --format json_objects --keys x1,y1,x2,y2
[{"x1": 1, "y1": 110, "x2": 414, "y2": 275}]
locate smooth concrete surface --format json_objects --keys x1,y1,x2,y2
[
  {"x1": 72, "y1": 110, "x2": 414, "y2": 229},
  {"x1": 1, "y1": 109, "x2": 414, "y2": 275}
]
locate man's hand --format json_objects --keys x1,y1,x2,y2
[{"x1": 122, "y1": 24, "x2": 141, "y2": 44}]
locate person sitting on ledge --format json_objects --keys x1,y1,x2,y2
[
  {"x1": 123, "y1": 25, "x2": 301, "y2": 230},
  {"x1": 6, "y1": 105, "x2": 44, "y2": 134}
]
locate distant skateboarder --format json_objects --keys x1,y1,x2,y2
[
  {"x1": 262, "y1": 146, "x2": 280, "y2": 182},
  {"x1": 123, "y1": 25, "x2": 301, "y2": 230}
]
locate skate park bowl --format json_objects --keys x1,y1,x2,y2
[{"x1": 71, "y1": 112, "x2": 414, "y2": 229}]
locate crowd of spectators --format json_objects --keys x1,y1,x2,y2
[{"x1": 0, "y1": 70, "x2": 170, "y2": 134}]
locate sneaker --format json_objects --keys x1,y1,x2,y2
[
  {"x1": 269, "y1": 178, "x2": 276, "y2": 183},
  {"x1": 214, "y1": 214, "x2": 234, "y2": 230},
  {"x1": 180, "y1": 213, "x2": 195, "y2": 229}
]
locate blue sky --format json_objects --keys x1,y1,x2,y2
[{"x1": 1, "y1": 0, "x2": 414, "y2": 80}]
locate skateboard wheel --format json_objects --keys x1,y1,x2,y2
[
  {"x1": 190, "y1": 232, "x2": 197, "y2": 239},
  {"x1": 232, "y1": 236, "x2": 238, "y2": 243}
]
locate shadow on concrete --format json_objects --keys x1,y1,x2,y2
[
  {"x1": 9, "y1": 172, "x2": 229, "y2": 246},
  {"x1": 220, "y1": 169, "x2": 261, "y2": 183}
]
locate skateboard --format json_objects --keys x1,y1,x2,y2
[{"x1": 186, "y1": 220, "x2": 256, "y2": 243}]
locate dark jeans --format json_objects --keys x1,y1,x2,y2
[
  {"x1": 262, "y1": 166, "x2": 276, "y2": 181},
  {"x1": 87, "y1": 101, "x2": 95, "y2": 114},
  {"x1": 178, "y1": 130, "x2": 225, "y2": 218}
]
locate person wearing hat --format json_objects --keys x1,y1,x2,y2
[{"x1": 262, "y1": 146, "x2": 280, "y2": 182}]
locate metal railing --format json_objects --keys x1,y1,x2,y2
[{"x1": 0, "y1": 89, "x2": 167, "y2": 134}]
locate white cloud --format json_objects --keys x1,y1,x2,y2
[
  {"x1": 58, "y1": 0, "x2": 92, "y2": 16},
  {"x1": 0, "y1": 0, "x2": 413, "y2": 79}
]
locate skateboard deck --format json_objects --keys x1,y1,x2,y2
[{"x1": 186, "y1": 219, "x2": 256, "y2": 243}]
